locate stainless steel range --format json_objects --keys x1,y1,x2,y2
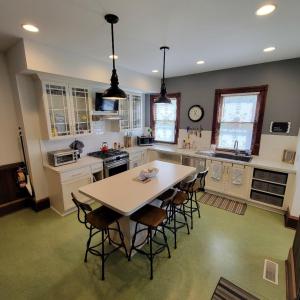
[{"x1": 88, "y1": 149, "x2": 129, "y2": 178}]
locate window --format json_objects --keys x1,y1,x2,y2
[
  {"x1": 211, "y1": 86, "x2": 268, "y2": 155},
  {"x1": 150, "y1": 93, "x2": 181, "y2": 143}
]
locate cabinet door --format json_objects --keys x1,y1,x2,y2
[
  {"x1": 131, "y1": 95, "x2": 142, "y2": 129},
  {"x1": 119, "y1": 95, "x2": 131, "y2": 130},
  {"x1": 225, "y1": 164, "x2": 251, "y2": 199},
  {"x1": 44, "y1": 83, "x2": 72, "y2": 138},
  {"x1": 205, "y1": 160, "x2": 225, "y2": 193},
  {"x1": 70, "y1": 87, "x2": 92, "y2": 136},
  {"x1": 62, "y1": 176, "x2": 92, "y2": 211}
]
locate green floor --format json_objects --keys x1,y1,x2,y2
[{"x1": 0, "y1": 201, "x2": 294, "y2": 300}]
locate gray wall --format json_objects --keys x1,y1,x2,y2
[{"x1": 145, "y1": 58, "x2": 300, "y2": 136}]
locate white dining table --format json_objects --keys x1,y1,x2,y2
[{"x1": 79, "y1": 160, "x2": 196, "y2": 250}]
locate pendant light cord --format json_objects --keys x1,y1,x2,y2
[
  {"x1": 162, "y1": 48, "x2": 166, "y2": 84},
  {"x1": 111, "y1": 23, "x2": 116, "y2": 70}
]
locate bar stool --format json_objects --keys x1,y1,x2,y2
[
  {"x1": 71, "y1": 193, "x2": 128, "y2": 280},
  {"x1": 128, "y1": 204, "x2": 171, "y2": 280},
  {"x1": 179, "y1": 169, "x2": 208, "y2": 229},
  {"x1": 159, "y1": 189, "x2": 190, "y2": 249}
]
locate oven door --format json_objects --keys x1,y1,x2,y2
[{"x1": 104, "y1": 159, "x2": 129, "y2": 178}]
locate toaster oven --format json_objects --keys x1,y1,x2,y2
[{"x1": 47, "y1": 149, "x2": 79, "y2": 167}]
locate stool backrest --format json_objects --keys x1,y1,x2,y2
[
  {"x1": 197, "y1": 168, "x2": 209, "y2": 192},
  {"x1": 71, "y1": 192, "x2": 92, "y2": 229},
  {"x1": 172, "y1": 191, "x2": 188, "y2": 204}
]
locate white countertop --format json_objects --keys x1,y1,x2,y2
[
  {"x1": 125, "y1": 144, "x2": 296, "y2": 173},
  {"x1": 44, "y1": 156, "x2": 103, "y2": 173},
  {"x1": 79, "y1": 160, "x2": 196, "y2": 216}
]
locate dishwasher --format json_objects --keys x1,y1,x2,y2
[{"x1": 182, "y1": 155, "x2": 206, "y2": 173}]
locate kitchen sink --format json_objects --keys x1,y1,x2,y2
[{"x1": 212, "y1": 152, "x2": 252, "y2": 162}]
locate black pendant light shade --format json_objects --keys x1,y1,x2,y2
[
  {"x1": 155, "y1": 46, "x2": 171, "y2": 104},
  {"x1": 103, "y1": 14, "x2": 127, "y2": 99}
]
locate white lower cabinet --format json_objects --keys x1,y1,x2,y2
[
  {"x1": 129, "y1": 150, "x2": 146, "y2": 169},
  {"x1": 46, "y1": 164, "x2": 102, "y2": 215},
  {"x1": 205, "y1": 159, "x2": 252, "y2": 200}
]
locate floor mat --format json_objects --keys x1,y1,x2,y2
[{"x1": 198, "y1": 193, "x2": 247, "y2": 215}]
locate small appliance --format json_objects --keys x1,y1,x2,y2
[
  {"x1": 88, "y1": 149, "x2": 129, "y2": 178},
  {"x1": 95, "y1": 92, "x2": 119, "y2": 113},
  {"x1": 137, "y1": 136, "x2": 154, "y2": 146},
  {"x1": 47, "y1": 149, "x2": 79, "y2": 167}
]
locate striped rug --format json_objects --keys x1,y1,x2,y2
[{"x1": 198, "y1": 193, "x2": 247, "y2": 215}]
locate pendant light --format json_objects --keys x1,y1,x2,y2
[
  {"x1": 155, "y1": 46, "x2": 171, "y2": 104},
  {"x1": 102, "y1": 14, "x2": 127, "y2": 99}
]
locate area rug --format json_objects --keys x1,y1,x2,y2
[
  {"x1": 198, "y1": 193, "x2": 247, "y2": 215},
  {"x1": 212, "y1": 277, "x2": 259, "y2": 300}
]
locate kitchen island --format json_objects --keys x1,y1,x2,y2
[{"x1": 79, "y1": 160, "x2": 196, "y2": 250}]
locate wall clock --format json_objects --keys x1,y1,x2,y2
[{"x1": 188, "y1": 105, "x2": 204, "y2": 122}]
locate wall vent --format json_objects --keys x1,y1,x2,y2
[{"x1": 263, "y1": 259, "x2": 278, "y2": 285}]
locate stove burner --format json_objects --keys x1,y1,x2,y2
[{"x1": 87, "y1": 149, "x2": 129, "y2": 162}]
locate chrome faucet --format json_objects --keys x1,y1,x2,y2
[{"x1": 234, "y1": 140, "x2": 239, "y2": 155}]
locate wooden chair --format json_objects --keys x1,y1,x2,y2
[
  {"x1": 71, "y1": 193, "x2": 128, "y2": 280},
  {"x1": 128, "y1": 204, "x2": 171, "y2": 280}
]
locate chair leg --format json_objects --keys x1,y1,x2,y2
[
  {"x1": 173, "y1": 205, "x2": 177, "y2": 249},
  {"x1": 190, "y1": 193, "x2": 194, "y2": 230},
  {"x1": 195, "y1": 191, "x2": 201, "y2": 218},
  {"x1": 101, "y1": 229, "x2": 105, "y2": 280},
  {"x1": 162, "y1": 225, "x2": 171, "y2": 259},
  {"x1": 149, "y1": 227, "x2": 153, "y2": 280},
  {"x1": 128, "y1": 222, "x2": 138, "y2": 261},
  {"x1": 117, "y1": 220, "x2": 128, "y2": 258},
  {"x1": 182, "y1": 204, "x2": 190, "y2": 235},
  {"x1": 84, "y1": 227, "x2": 92, "y2": 263}
]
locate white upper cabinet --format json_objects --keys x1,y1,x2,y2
[
  {"x1": 40, "y1": 80, "x2": 92, "y2": 139},
  {"x1": 70, "y1": 87, "x2": 92, "y2": 136},
  {"x1": 119, "y1": 94, "x2": 143, "y2": 131}
]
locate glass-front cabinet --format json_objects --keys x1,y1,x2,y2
[
  {"x1": 70, "y1": 87, "x2": 92, "y2": 135},
  {"x1": 43, "y1": 81, "x2": 92, "y2": 139},
  {"x1": 119, "y1": 94, "x2": 142, "y2": 131}
]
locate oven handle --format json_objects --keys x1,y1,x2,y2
[{"x1": 105, "y1": 159, "x2": 129, "y2": 169}]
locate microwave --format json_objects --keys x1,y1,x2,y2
[
  {"x1": 137, "y1": 136, "x2": 154, "y2": 146},
  {"x1": 47, "y1": 149, "x2": 79, "y2": 167}
]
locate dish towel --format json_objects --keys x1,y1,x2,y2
[
  {"x1": 211, "y1": 163, "x2": 223, "y2": 181},
  {"x1": 231, "y1": 167, "x2": 244, "y2": 185}
]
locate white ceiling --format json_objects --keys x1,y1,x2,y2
[{"x1": 0, "y1": 0, "x2": 299, "y2": 78}]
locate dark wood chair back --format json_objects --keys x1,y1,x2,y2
[{"x1": 197, "y1": 168, "x2": 209, "y2": 192}]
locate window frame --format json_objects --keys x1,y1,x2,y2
[
  {"x1": 150, "y1": 93, "x2": 181, "y2": 144},
  {"x1": 211, "y1": 85, "x2": 268, "y2": 155}
]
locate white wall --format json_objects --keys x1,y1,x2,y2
[{"x1": 0, "y1": 53, "x2": 22, "y2": 165}]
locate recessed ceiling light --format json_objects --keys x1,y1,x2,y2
[
  {"x1": 256, "y1": 4, "x2": 276, "y2": 16},
  {"x1": 152, "y1": 70, "x2": 159, "y2": 73},
  {"x1": 22, "y1": 24, "x2": 39, "y2": 32},
  {"x1": 263, "y1": 46, "x2": 276, "y2": 52},
  {"x1": 196, "y1": 60, "x2": 205, "y2": 65},
  {"x1": 109, "y1": 54, "x2": 118, "y2": 59}
]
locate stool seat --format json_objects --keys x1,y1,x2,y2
[
  {"x1": 172, "y1": 191, "x2": 187, "y2": 206},
  {"x1": 131, "y1": 205, "x2": 167, "y2": 227},
  {"x1": 86, "y1": 206, "x2": 122, "y2": 230}
]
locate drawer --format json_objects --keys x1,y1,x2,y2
[
  {"x1": 60, "y1": 167, "x2": 91, "y2": 182},
  {"x1": 268, "y1": 183, "x2": 285, "y2": 195},
  {"x1": 251, "y1": 190, "x2": 283, "y2": 207},
  {"x1": 252, "y1": 180, "x2": 268, "y2": 191},
  {"x1": 91, "y1": 163, "x2": 103, "y2": 173},
  {"x1": 253, "y1": 168, "x2": 288, "y2": 184}
]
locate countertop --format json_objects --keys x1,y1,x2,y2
[
  {"x1": 44, "y1": 144, "x2": 296, "y2": 174},
  {"x1": 126, "y1": 144, "x2": 297, "y2": 173},
  {"x1": 44, "y1": 156, "x2": 103, "y2": 173}
]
